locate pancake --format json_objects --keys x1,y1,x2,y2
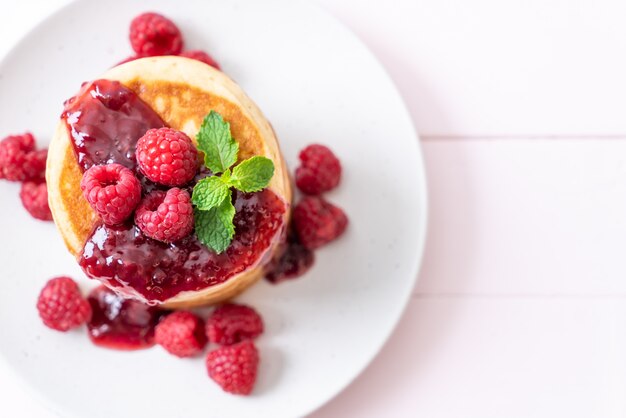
[{"x1": 47, "y1": 56, "x2": 292, "y2": 308}]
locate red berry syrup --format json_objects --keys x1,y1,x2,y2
[
  {"x1": 81, "y1": 190, "x2": 286, "y2": 302},
  {"x1": 265, "y1": 232, "x2": 314, "y2": 283},
  {"x1": 87, "y1": 286, "x2": 167, "y2": 350},
  {"x1": 63, "y1": 79, "x2": 165, "y2": 171}
]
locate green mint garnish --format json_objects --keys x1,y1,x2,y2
[
  {"x1": 230, "y1": 156, "x2": 275, "y2": 192},
  {"x1": 193, "y1": 111, "x2": 275, "y2": 253},
  {"x1": 194, "y1": 199, "x2": 235, "y2": 254},
  {"x1": 192, "y1": 176, "x2": 230, "y2": 210},
  {"x1": 197, "y1": 111, "x2": 239, "y2": 174}
]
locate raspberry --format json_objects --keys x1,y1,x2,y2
[
  {"x1": 80, "y1": 163, "x2": 141, "y2": 225},
  {"x1": 155, "y1": 311, "x2": 207, "y2": 357},
  {"x1": 22, "y1": 149, "x2": 48, "y2": 180},
  {"x1": 295, "y1": 144, "x2": 341, "y2": 195},
  {"x1": 206, "y1": 304, "x2": 264, "y2": 346},
  {"x1": 20, "y1": 181, "x2": 52, "y2": 221},
  {"x1": 179, "y1": 50, "x2": 221, "y2": 69},
  {"x1": 293, "y1": 196, "x2": 348, "y2": 250},
  {"x1": 136, "y1": 128, "x2": 198, "y2": 186},
  {"x1": 206, "y1": 340, "x2": 259, "y2": 395},
  {"x1": 0, "y1": 132, "x2": 34, "y2": 153},
  {"x1": 129, "y1": 12, "x2": 183, "y2": 56},
  {"x1": 134, "y1": 188, "x2": 194, "y2": 242},
  {"x1": 0, "y1": 133, "x2": 46, "y2": 181},
  {"x1": 37, "y1": 277, "x2": 91, "y2": 332}
]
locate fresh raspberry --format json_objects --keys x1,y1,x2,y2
[
  {"x1": 295, "y1": 144, "x2": 342, "y2": 195},
  {"x1": 36, "y1": 277, "x2": 91, "y2": 332},
  {"x1": 293, "y1": 196, "x2": 348, "y2": 250},
  {"x1": 136, "y1": 128, "x2": 198, "y2": 186},
  {"x1": 0, "y1": 132, "x2": 34, "y2": 154},
  {"x1": 20, "y1": 181, "x2": 53, "y2": 221},
  {"x1": 206, "y1": 340, "x2": 259, "y2": 395},
  {"x1": 155, "y1": 311, "x2": 207, "y2": 357},
  {"x1": 179, "y1": 50, "x2": 221, "y2": 69},
  {"x1": 135, "y1": 188, "x2": 194, "y2": 242},
  {"x1": 80, "y1": 163, "x2": 141, "y2": 225},
  {"x1": 0, "y1": 133, "x2": 46, "y2": 181},
  {"x1": 129, "y1": 12, "x2": 183, "y2": 56},
  {"x1": 22, "y1": 149, "x2": 48, "y2": 180},
  {"x1": 206, "y1": 304, "x2": 264, "y2": 346}
]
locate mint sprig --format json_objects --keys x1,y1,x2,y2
[{"x1": 192, "y1": 111, "x2": 275, "y2": 253}]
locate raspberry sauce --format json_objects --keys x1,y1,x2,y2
[
  {"x1": 265, "y1": 233, "x2": 314, "y2": 283},
  {"x1": 87, "y1": 286, "x2": 167, "y2": 350},
  {"x1": 63, "y1": 79, "x2": 165, "y2": 171},
  {"x1": 65, "y1": 79, "x2": 287, "y2": 303},
  {"x1": 81, "y1": 190, "x2": 285, "y2": 302}
]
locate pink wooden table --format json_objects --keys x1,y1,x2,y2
[{"x1": 2, "y1": 1, "x2": 625, "y2": 417}]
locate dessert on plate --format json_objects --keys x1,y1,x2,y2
[
  {"x1": 47, "y1": 56, "x2": 292, "y2": 308},
  {"x1": 0, "y1": 10, "x2": 350, "y2": 396},
  {"x1": 0, "y1": 12, "x2": 348, "y2": 395}
]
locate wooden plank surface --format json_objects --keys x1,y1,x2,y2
[
  {"x1": 318, "y1": 0, "x2": 626, "y2": 136},
  {"x1": 417, "y1": 140, "x2": 626, "y2": 295},
  {"x1": 312, "y1": 297, "x2": 626, "y2": 418}
]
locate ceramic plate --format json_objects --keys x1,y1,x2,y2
[{"x1": 0, "y1": 0, "x2": 427, "y2": 417}]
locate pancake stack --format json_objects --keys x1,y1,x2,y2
[{"x1": 47, "y1": 56, "x2": 292, "y2": 308}]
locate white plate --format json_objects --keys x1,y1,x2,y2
[{"x1": 0, "y1": 0, "x2": 427, "y2": 417}]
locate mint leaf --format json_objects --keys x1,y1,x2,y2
[
  {"x1": 194, "y1": 192, "x2": 236, "y2": 254},
  {"x1": 196, "y1": 111, "x2": 239, "y2": 174},
  {"x1": 192, "y1": 176, "x2": 230, "y2": 210},
  {"x1": 229, "y1": 156, "x2": 275, "y2": 192}
]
